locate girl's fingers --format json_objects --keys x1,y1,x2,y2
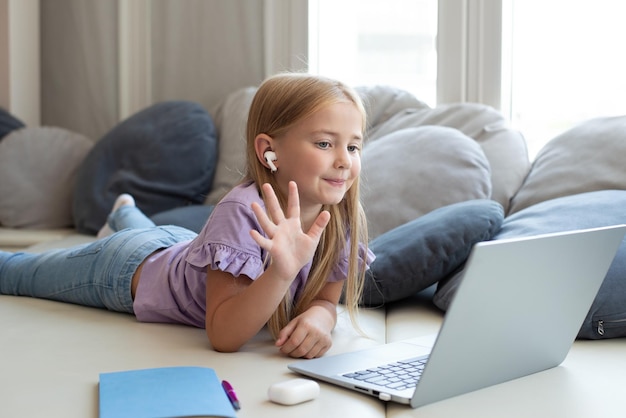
[
  {"x1": 261, "y1": 183, "x2": 285, "y2": 223},
  {"x1": 307, "y1": 210, "x2": 330, "y2": 240},
  {"x1": 275, "y1": 320, "x2": 296, "y2": 347},
  {"x1": 249, "y1": 228, "x2": 272, "y2": 250},
  {"x1": 285, "y1": 181, "x2": 301, "y2": 219},
  {"x1": 259, "y1": 181, "x2": 304, "y2": 226},
  {"x1": 250, "y1": 202, "x2": 275, "y2": 237}
]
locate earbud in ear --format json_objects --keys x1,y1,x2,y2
[{"x1": 264, "y1": 151, "x2": 278, "y2": 172}]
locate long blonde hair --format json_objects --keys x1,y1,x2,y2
[{"x1": 245, "y1": 73, "x2": 369, "y2": 338}]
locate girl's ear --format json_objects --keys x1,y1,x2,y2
[{"x1": 254, "y1": 133, "x2": 277, "y2": 171}]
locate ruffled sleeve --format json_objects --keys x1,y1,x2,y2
[
  {"x1": 188, "y1": 242, "x2": 265, "y2": 280},
  {"x1": 185, "y1": 183, "x2": 267, "y2": 281},
  {"x1": 329, "y1": 241, "x2": 376, "y2": 282}
]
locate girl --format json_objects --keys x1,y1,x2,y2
[{"x1": 0, "y1": 73, "x2": 373, "y2": 359}]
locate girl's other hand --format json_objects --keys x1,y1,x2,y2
[
  {"x1": 250, "y1": 181, "x2": 330, "y2": 282},
  {"x1": 275, "y1": 309, "x2": 333, "y2": 358}
]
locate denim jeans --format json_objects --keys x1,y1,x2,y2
[{"x1": 0, "y1": 206, "x2": 197, "y2": 313}]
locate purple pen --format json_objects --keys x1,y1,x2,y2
[{"x1": 221, "y1": 380, "x2": 241, "y2": 410}]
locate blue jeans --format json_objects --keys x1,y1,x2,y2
[{"x1": 0, "y1": 206, "x2": 197, "y2": 313}]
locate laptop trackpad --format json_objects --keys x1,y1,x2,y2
[
  {"x1": 289, "y1": 334, "x2": 437, "y2": 377},
  {"x1": 400, "y1": 334, "x2": 438, "y2": 349}
]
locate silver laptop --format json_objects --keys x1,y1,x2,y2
[{"x1": 289, "y1": 225, "x2": 626, "y2": 408}]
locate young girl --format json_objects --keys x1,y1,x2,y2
[{"x1": 0, "y1": 73, "x2": 373, "y2": 359}]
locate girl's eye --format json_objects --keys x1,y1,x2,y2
[
  {"x1": 348, "y1": 145, "x2": 360, "y2": 153},
  {"x1": 317, "y1": 141, "x2": 331, "y2": 149}
]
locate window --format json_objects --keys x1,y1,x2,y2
[
  {"x1": 505, "y1": 0, "x2": 626, "y2": 158},
  {"x1": 308, "y1": 0, "x2": 438, "y2": 107},
  {"x1": 310, "y1": 0, "x2": 626, "y2": 160}
]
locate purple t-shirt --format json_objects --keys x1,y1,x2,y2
[{"x1": 133, "y1": 181, "x2": 374, "y2": 328}]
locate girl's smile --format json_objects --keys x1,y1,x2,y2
[{"x1": 324, "y1": 178, "x2": 347, "y2": 187}]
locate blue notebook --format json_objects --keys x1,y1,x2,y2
[{"x1": 99, "y1": 366, "x2": 237, "y2": 418}]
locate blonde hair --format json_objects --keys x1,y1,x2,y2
[{"x1": 244, "y1": 73, "x2": 369, "y2": 338}]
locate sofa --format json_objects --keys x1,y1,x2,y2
[{"x1": 2, "y1": 85, "x2": 626, "y2": 417}]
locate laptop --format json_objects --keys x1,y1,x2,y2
[{"x1": 289, "y1": 225, "x2": 626, "y2": 408}]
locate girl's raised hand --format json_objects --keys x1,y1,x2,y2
[{"x1": 250, "y1": 181, "x2": 330, "y2": 282}]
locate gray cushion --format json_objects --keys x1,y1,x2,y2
[
  {"x1": 366, "y1": 102, "x2": 530, "y2": 214},
  {"x1": 0, "y1": 127, "x2": 93, "y2": 228},
  {"x1": 361, "y1": 125, "x2": 492, "y2": 239},
  {"x1": 355, "y1": 85, "x2": 430, "y2": 141},
  {"x1": 0, "y1": 108, "x2": 25, "y2": 141},
  {"x1": 150, "y1": 205, "x2": 215, "y2": 234},
  {"x1": 509, "y1": 116, "x2": 626, "y2": 214},
  {"x1": 73, "y1": 101, "x2": 218, "y2": 234},
  {"x1": 361, "y1": 199, "x2": 504, "y2": 307},
  {"x1": 205, "y1": 87, "x2": 257, "y2": 205},
  {"x1": 434, "y1": 190, "x2": 626, "y2": 339}
]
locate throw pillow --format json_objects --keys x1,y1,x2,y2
[
  {"x1": 361, "y1": 199, "x2": 504, "y2": 307},
  {"x1": 73, "y1": 101, "x2": 218, "y2": 235},
  {"x1": 509, "y1": 115, "x2": 626, "y2": 214},
  {"x1": 433, "y1": 190, "x2": 626, "y2": 339},
  {"x1": 364, "y1": 102, "x2": 529, "y2": 214},
  {"x1": 205, "y1": 87, "x2": 257, "y2": 205},
  {"x1": 0, "y1": 108, "x2": 25, "y2": 141},
  {"x1": 361, "y1": 125, "x2": 492, "y2": 239},
  {"x1": 0, "y1": 127, "x2": 93, "y2": 228},
  {"x1": 150, "y1": 205, "x2": 215, "y2": 234},
  {"x1": 354, "y1": 85, "x2": 429, "y2": 142}
]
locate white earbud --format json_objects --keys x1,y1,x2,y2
[{"x1": 264, "y1": 151, "x2": 278, "y2": 172}]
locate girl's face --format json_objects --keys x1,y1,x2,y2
[{"x1": 273, "y1": 102, "x2": 363, "y2": 212}]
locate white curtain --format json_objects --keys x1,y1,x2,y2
[
  {"x1": 41, "y1": 0, "x2": 266, "y2": 141},
  {"x1": 41, "y1": 0, "x2": 118, "y2": 141}
]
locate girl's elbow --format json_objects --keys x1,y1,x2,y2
[
  {"x1": 211, "y1": 343, "x2": 241, "y2": 353},
  {"x1": 206, "y1": 331, "x2": 243, "y2": 353}
]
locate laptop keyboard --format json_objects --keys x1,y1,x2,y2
[{"x1": 342, "y1": 356, "x2": 429, "y2": 391}]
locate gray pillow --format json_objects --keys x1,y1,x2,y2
[
  {"x1": 205, "y1": 87, "x2": 257, "y2": 205},
  {"x1": 365, "y1": 102, "x2": 530, "y2": 214},
  {"x1": 434, "y1": 190, "x2": 626, "y2": 339},
  {"x1": 73, "y1": 101, "x2": 218, "y2": 234},
  {"x1": 361, "y1": 126, "x2": 492, "y2": 239},
  {"x1": 354, "y1": 85, "x2": 430, "y2": 141},
  {"x1": 150, "y1": 205, "x2": 214, "y2": 234},
  {"x1": 509, "y1": 116, "x2": 626, "y2": 214},
  {"x1": 0, "y1": 127, "x2": 93, "y2": 228},
  {"x1": 0, "y1": 108, "x2": 25, "y2": 141},
  {"x1": 361, "y1": 199, "x2": 504, "y2": 307}
]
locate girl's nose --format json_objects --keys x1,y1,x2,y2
[{"x1": 335, "y1": 149, "x2": 352, "y2": 169}]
